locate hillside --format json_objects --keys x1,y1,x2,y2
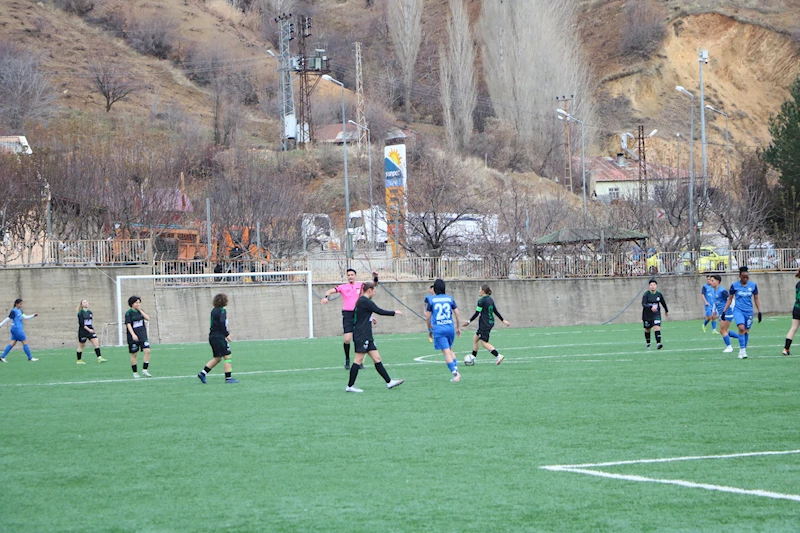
[{"x1": 1, "y1": 0, "x2": 799, "y2": 240}]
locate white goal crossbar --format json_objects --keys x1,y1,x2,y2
[{"x1": 115, "y1": 271, "x2": 314, "y2": 346}]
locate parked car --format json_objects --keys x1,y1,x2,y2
[{"x1": 681, "y1": 247, "x2": 731, "y2": 272}]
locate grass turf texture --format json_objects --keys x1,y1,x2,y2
[{"x1": 1, "y1": 317, "x2": 799, "y2": 532}]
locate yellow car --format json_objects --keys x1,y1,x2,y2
[{"x1": 684, "y1": 247, "x2": 730, "y2": 272}]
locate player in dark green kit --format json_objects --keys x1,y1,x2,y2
[
  {"x1": 782, "y1": 268, "x2": 800, "y2": 356},
  {"x1": 76, "y1": 299, "x2": 106, "y2": 364},
  {"x1": 642, "y1": 279, "x2": 669, "y2": 349},
  {"x1": 125, "y1": 296, "x2": 151, "y2": 378},
  {"x1": 463, "y1": 284, "x2": 510, "y2": 365},
  {"x1": 346, "y1": 282, "x2": 405, "y2": 393},
  {"x1": 198, "y1": 293, "x2": 238, "y2": 384}
]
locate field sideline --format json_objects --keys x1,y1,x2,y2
[{"x1": 1, "y1": 317, "x2": 799, "y2": 532}]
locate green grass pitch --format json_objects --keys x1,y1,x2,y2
[{"x1": 2, "y1": 316, "x2": 799, "y2": 532}]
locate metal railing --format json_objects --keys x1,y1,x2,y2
[
  {"x1": 46, "y1": 240, "x2": 150, "y2": 265},
  {"x1": 149, "y1": 249, "x2": 800, "y2": 285}
]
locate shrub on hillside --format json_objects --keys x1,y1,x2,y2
[
  {"x1": 51, "y1": 0, "x2": 98, "y2": 16},
  {"x1": 126, "y1": 14, "x2": 177, "y2": 59},
  {"x1": 619, "y1": 0, "x2": 667, "y2": 58}
]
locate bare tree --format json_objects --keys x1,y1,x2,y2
[
  {"x1": 387, "y1": 0, "x2": 423, "y2": 121},
  {"x1": 89, "y1": 57, "x2": 139, "y2": 112},
  {"x1": 620, "y1": 0, "x2": 667, "y2": 58},
  {"x1": 0, "y1": 41, "x2": 59, "y2": 129},
  {"x1": 479, "y1": 1, "x2": 597, "y2": 178},
  {"x1": 439, "y1": 0, "x2": 476, "y2": 151}
]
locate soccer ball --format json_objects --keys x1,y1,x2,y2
[{"x1": 464, "y1": 354, "x2": 476, "y2": 366}]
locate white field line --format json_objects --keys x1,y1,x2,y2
[{"x1": 542, "y1": 450, "x2": 800, "y2": 503}]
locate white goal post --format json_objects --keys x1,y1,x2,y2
[{"x1": 115, "y1": 271, "x2": 314, "y2": 346}]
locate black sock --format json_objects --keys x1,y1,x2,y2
[
  {"x1": 785, "y1": 338, "x2": 793, "y2": 350},
  {"x1": 202, "y1": 365, "x2": 211, "y2": 375},
  {"x1": 348, "y1": 364, "x2": 360, "y2": 387},
  {"x1": 344, "y1": 343, "x2": 351, "y2": 360},
  {"x1": 143, "y1": 362, "x2": 149, "y2": 370},
  {"x1": 77, "y1": 351, "x2": 82, "y2": 361},
  {"x1": 490, "y1": 349, "x2": 499, "y2": 357},
  {"x1": 225, "y1": 372, "x2": 232, "y2": 379},
  {"x1": 132, "y1": 364, "x2": 137, "y2": 373},
  {"x1": 645, "y1": 331, "x2": 651, "y2": 344},
  {"x1": 94, "y1": 348, "x2": 102, "y2": 358},
  {"x1": 374, "y1": 362, "x2": 391, "y2": 383},
  {"x1": 655, "y1": 331, "x2": 662, "y2": 344},
  {"x1": 471, "y1": 350, "x2": 477, "y2": 357}
]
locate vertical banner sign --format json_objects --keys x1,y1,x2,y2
[{"x1": 384, "y1": 144, "x2": 407, "y2": 257}]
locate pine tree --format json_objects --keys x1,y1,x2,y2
[{"x1": 765, "y1": 77, "x2": 800, "y2": 239}]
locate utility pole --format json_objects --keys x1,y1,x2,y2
[
  {"x1": 699, "y1": 48, "x2": 709, "y2": 200},
  {"x1": 354, "y1": 42, "x2": 367, "y2": 156},
  {"x1": 275, "y1": 13, "x2": 296, "y2": 151},
  {"x1": 294, "y1": 16, "x2": 330, "y2": 148},
  {"x1": 556, "y1": 95, "x2": 574, "y2": 192},
  {"x1": 637, "y1": 125, "x2": 648, "y2": 203}
]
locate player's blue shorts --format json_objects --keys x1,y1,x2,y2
[
  {"x1": 704, "y1": 305, "x2": 713, "y2": 317},
  {"x1": 733, "y1": 309, "x2": 753, "y2": 330},
  {"x1": 10, "y1": 328, "x2": 26, "y2": 342},
  {"x1": 433, "y1": 328, "x2": 455, "y2": 351}
]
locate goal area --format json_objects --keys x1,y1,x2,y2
[{"x1": 115, "y1": 271, "x2": 314, "y2": 346}]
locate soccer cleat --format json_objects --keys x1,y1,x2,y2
[
  {"x1": 0, "y1": 357, "x2": 5, "y2": 363},
  {"x1": 345, "y1": 360, "x2": 351, "y2": 370},
  {"x1": 495, "y1": 354, "x2": 504, "y2": 365},
  {"x1": 738, "y1": 349, "x2": 748, "y2": 359},
  {"x1": 133, "y1": 372, "x2": 140, "y2": 379},
  {"x1": 97, "y1": 357, "x2": 107, "y2": 363},
  {"x1": 141, "y1": 369, "x2": 152, "y2": 377},
  {"x1": 387, "y1": 378, "x2": 404, "y2": 389},
  {"x1": 657, "y1": 344, "x2": 663, "y2": 350},
  {"x1": 723, "y1": 346, "x2": 734, "y2": 353},
  {"x1": 345, "y1": 386, "x2": 363, "y2": 393},
  {"x1": 76, "y1": 360, "x2": 86, "y2": 365},
  {"x1": 712, "y1": 329, "x2": 720, "y2": 335},
  {"x1": 783, "y1": 349, "x2": 791, "y2": 356},
  {"x1": 702, "y1": 324, "x2": 707, "y2": 333},
  {"x1": 646, "y1": 344, "x2": 651, "y2": 350},
  {"x1": 197, "y1": 372, "x2": 207, "y2": 384},
  {"x1": 225, "y1": 378, "x2": 239, "y2": 384},
  {"x1": 28, "y1": 357, "x2": 38, "y2": 362},
  {"x1": 450, "y1": 372, "x2": 461, "y2": 383}
]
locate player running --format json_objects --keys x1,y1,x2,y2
[
  {"x1": 708, "y1": 275, "x2": 739, "y2": 353},
  {"x1": 76, "y1": 299, "x2": 106, "y2": 364},
  {"x1": 198, "y1": 293, "x2": 238, "y2": 384},
  {"x1": 721, "y1": 266, "x2": 762, "y2": 359},
  {"x1": 321, "y1": 268, "x2": 379, "y2": 370},
  {"x1": 782, "y1": 268, "x2": 800, "y2": 356},
  {"x1": 701, "y1": 275, "x2": 718, "y2": 334},
  {"x1": 0, "y1": 299, "x2": 39, "y2": 362},
  {"x1": 641, "y1": 279, "x2": 668, "y2": 350},
  {"x1": 345, "y1": 282, "x2": 404, "y2": 393},
  {"x1": 462, "y1": 284, "x2": 510, "y2": 365},
  {"x1": 125, "y1": 296, "x2": 152, "y2": 378},
  {"x1": 426, "y1": 279, "x2": 462, "y2": 382}
]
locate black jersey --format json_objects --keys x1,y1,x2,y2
[
  {"x1": 468, "y1": 295, "x2": 504, "y2": 331},
  {"x1": 642, "y1": 291, "x2": 668, "y2": 321},
  {"x1": 209, "y1": 306, "x2": 229, "y2": 338},
  {"x1": 125, "y1": 308, "x2": 148, "y2": 343},
  {"x1": 353, "y1": 295, "x2": 395, "y2": 343},
  {"x1": 78, "y1": 309, "x2": 94, "y2": 334}
]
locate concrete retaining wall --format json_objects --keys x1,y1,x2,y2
[{"x1": 1, "y1": 266, "x2": 794, "y2": 349}]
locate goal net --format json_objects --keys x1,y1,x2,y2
[{"x1": 115, "y1": 271, "x2": 313, "y2": 346}]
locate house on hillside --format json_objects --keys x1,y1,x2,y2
[
  {"x1": 586, "y1": 154, "x2": 689, "y2": 203},
  {"x1": 0, "y1": 136, "x2": 33, "y2": 155},
  {"x1": 315, "y1": 123, "x2": 358, "y2": 144}
]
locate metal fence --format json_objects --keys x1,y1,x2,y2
[{"x1": 47, "y1": 240, "x2": 150, "y2": 265}]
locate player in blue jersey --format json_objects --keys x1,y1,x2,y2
[
  {"x1": 708, "y1": 275, "x2": 739, "y2": 353},
  {"x1": 721, "y1": 267, "x2": 762, "y2": 359},
  {"x1": 701, "y1": 276, "x2": 718, "y2": 334},
  {"x1": 426, "y1": 279, "x2": 462, "y2": 382},
  {"x1": 423, "y1": 284, "x2": 435, "y2": 343},
  {"x1": 0, "y1": 299, "x2": 39, "y2": 362}
]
